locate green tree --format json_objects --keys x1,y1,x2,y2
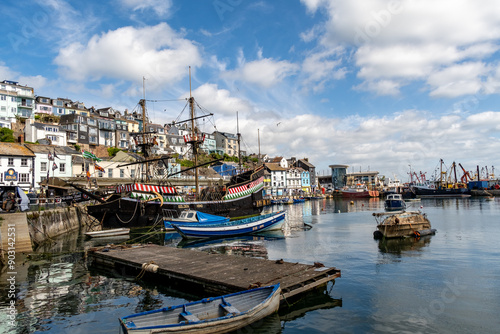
[
  {"x1": 108, "y1": 147, "x2": 121, "y2": 157},
  {"x1": 0, "y1": 128, "x2": 15, "y2": 142}
]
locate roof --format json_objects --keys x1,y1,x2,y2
[
  {"x1": 298, "y1": 159, "x2": 315, "y2": 168},
  {"x1": 0, "y1": 142, "x2": 35, "y2": 157},
  {"x1": 33, "y1": 122, "x2": 62, "y2": 130},
  {"x1": 24, "y1": 144, "x2": 78, "y2": 155},
  {"x1": 264, "y1": 163, "x2": 287, "y2": 171},
  {"x1": 110, "y1": 151, "x2": 143, "y2": 162}
]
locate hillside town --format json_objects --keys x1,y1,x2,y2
[{"x1": 0, "y1": 79, "x2": 337, "y2": 201}]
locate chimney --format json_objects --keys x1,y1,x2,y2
[{"x1": 18, "y1": 134, "x2": 24, "y2": 143}]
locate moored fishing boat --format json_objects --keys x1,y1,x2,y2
[
  {"x1": 384, "y1": 194, "x2": 406, "y2": 211},
  {"x1": 163, "y1": 209, "x2": 230, "y2": 231},
  {"x1": 341, "y1": 184, "x2": 379, "y2": 198},
  {"x1": 120, "y1": 284, "x2": 281, "y2": 334},
  {"x1": 373, "y1": 210, "x2": 436, "y2": 239},
  {"x1": 172, "y1": 211, "x2": 286, "y2": 239}
]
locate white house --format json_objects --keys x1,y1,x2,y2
[
  {"x1": 286, "y1": 167, "x2": 304, "y2": 195},
  {"x1": 0, "y1": 142, "x2": 36, "y2": 191},
  {"x1": 24, "y1": 144, "x2": 76, "y2": 189},
  {"x1": 25, "y1": 119, "x2": 67, "y2": 146},
  {"x1": 264, "y1": 163, "x2": 287, "y2": 197}
]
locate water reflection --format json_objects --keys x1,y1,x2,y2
[
  {"x1": 279, "y1": 283, "x2": 342, "y2": 323},
  {"x1": 376, "y1": 235, "x2": 434, "y2": 263}
]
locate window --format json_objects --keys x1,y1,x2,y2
[
  {"x1": 8, "y1": 158, "x2": 14, "y2": 166},
  {"x1": 120, "y1": 169, "x2": 124, "y2": 178},
  {"x1": 21, "y1": 158, "x2": 28, "y2": 166},
  {"x1": 108, "y1": 169, "x2": 113, "y2": 178},
  {"x1": 0, "y1": 95, "x2": 5, "y2": 101},
  {"x1": 19, "y1": 173, "x2": 29, "y2": 183},
  {"x1": 130, "y1": 169, "x2": 135, "y2": 178},
  {"x1": 98, "y1": 171, "x2": 103, "y2": 177},
  {"x1": 59, "y1": 163, "x2": 65, "y2": 173}
]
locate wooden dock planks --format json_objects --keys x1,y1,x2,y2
[{"x1": 88, "y1": 244, "x2": 340, "y2": 302}]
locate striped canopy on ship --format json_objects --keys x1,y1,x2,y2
[
  {"x1": 223, "y1": 176, "x2": 264, "y2": 200},
  {"x1": 116, "y1": 183, "x2": 177, "y2": 194}
]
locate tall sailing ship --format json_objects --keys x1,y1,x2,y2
[{"x1": 82, "y1": 76, "x2": 269, "y2": 228}]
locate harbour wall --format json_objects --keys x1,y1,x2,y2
[{"x1": 1, "y1": 206, "x2": 84, "y2": 255}]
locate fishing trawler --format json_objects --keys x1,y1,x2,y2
[{"x1": 410, "y1": 160, "x2": 471, "y2": 198}]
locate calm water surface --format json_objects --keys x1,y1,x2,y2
[{"x1": 1, "y1": 197, "x2": 499, "y2": 333}]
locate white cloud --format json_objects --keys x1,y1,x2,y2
[
  {"x1": 301, "y1": 48, "x2": 346, "y2": 92},
  {"x1": 120, "y1": 0, "x2": 173, "y2": 17},
  {"x1": 428, "y1": 62, "x2": 489, "y2": 98},
  {"x1": 304, "y1": 0, "x2": 500, "y2": 97},
  {"x1": 232, "y1": 108, "x2": 500, "y2": 178},
  {"x1": 223, "y1": 58, "x2": 299, "y2": 88},
  {"x1": 54, "y1": 23, "x2": 202, "y2": 91},
  {"x1": 0, "y1": 62, "x2": 48, "y2": 90},
  {"x1": 36, "y1": 0, "x2": 98, "y2": 48}
]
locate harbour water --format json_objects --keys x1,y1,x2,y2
[{"x1": 1, "y1": 197, "x2": 499, "y2": 333}]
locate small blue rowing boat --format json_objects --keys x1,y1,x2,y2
[
  {"x1": 172, "y1": 211, "x2": 286, "y2": 239},
  {"x1": 120, "y1": 284, "x2": 281, "y2": 333}
]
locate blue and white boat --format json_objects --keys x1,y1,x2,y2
[
  {"x1": 163, "y1": 209, "x2": 230, "y2": 231},
  {"x1": 120, "y1": 284, "x2": 281, "y2": 333},
  {"x1": 384, "y1": 194, "x2": 407, "y2": 211},
  {"x1": 172, "y1": 211, "x2": 286, "y2": 239}
]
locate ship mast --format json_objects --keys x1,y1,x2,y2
[
  {"x1": 141, "y1": 76, "x2": 149, "y2": 181},
  {"x1": 189, "y1": 67, "x2": 200, "y2": 197},
  {"x1": 237, "y1": 111, "x2": 241, "y2": 171}
]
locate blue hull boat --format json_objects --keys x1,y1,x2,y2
[
  {"x1": 172, "y1": 211, "x2": 286, "y2": 239},
  {"x1": 384, "y1": 194, "x2": 407, "y2": 211},
  {"x1": 163, "y1": 209, "x2": 230, "y2": 230},
  {"x1": 120, "y1": 284, "x2": 281, "y2": 333}
]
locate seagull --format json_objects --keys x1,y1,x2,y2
[{"x1": 277, "y1": 122, "x2": 281, "y2": 126}]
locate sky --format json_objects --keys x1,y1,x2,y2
[{"x1": 2, "y1": 0, "x2": 500, "y2": 182}]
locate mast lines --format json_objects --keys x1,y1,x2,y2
[
  {"x1": 189, "y1": 66, "x2": 200, "y2": 198},
  {"x1": 237, "y1": 111, "x2": 241, "y2": 171}
]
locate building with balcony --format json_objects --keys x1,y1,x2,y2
[
  {"x1": 0, "y1": 80, "x2": 35, "y2": 124},
  {"x1": 51, "y1": 98, "x2": 71, "y2": 116},
  {"x1": 34, "y1": 96, "x2": 53, "y2": 115},
  {"x1": 59, "y1": 114, "x2": 90, "y2": 147}
]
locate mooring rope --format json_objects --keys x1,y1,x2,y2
[{"x1": 115, "y1": 200, "x2": 140, "y2": 224}]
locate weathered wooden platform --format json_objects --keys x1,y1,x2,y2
[{"x1": 88, "y1": 244, "x2": 340, "y2": 303}]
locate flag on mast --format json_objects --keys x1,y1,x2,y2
[{"x1": 81, "y1": 149, "x2": 102, "y2": 162}]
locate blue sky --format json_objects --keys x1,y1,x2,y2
[{"x1": 2, "y1": 0, "x2": 500, "y2": 181}]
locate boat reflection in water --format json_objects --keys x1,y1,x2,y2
[
  {"x1": 175, "y1": 230, "x2": 288, "y2": 259},
  {"x1": 377, "y1": 235, "x2": 434, "y2": 257}
]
